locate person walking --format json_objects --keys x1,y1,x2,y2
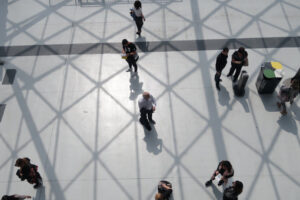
[
  {"x1": 138, "y1": 92, "x2": 156, "y2": 131},
  {"x1": 227, "y1": 47, "x2": 248, "y2": 82},
  {"x1": 215, "y1": 47, "x2": 229, "y2": 90},
  {"x1": 15, "y1": 157, "x2": 43, "y2": 189},
  {"x1": 223, "y1": 180, "x2": 243, "y2": 200},
  {"x1": 130, "y1": 0, "x2": 145, "y2": 36},
  {"x1": 1, "y1": 195, "x2": 31, "y2": 200},
  {"x1": 122, "y1": 39, "x2": 139, "y2": 73},
  {"x1": 205, "y1": 160, "x2": 234, "y2": 187},
  {"x1": 277, "y1": 79, "x2": 300, "y2": 115}
]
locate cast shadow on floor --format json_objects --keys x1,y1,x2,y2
[
  {"x1": 211, "y1": 183, "x2": 223, "y2": 200},
  {"x1": 218, "y1": 85, "x2": 231, "y2": 109},
  {"x1": 135, "y1": 36, "x2": 149, "y2": 52},
  {"x1": 34, "y1": 185, "x2": 45, "y2": 200},
  {"x1": 143, "y1": 125, "x2": 162, "y2": 155},
  {"x1": 129, "y1": 72, "x2": 143, "y2": 100}
]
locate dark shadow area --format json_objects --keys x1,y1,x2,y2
[
  {"x1": 211, "y1": 183, "x2": 222, "y2": 200},
  {"x1": 129, "y1": 72, "x2": 143, "y2": 100},
  {"x1": 291, "y1": 102, "x2": 300, "y2": 121},
  {"x1": 277, "y1": 115, "x2": 298, "y2": 135},
  {"x1": 35, "y1": 186, "x2": 46, "y2": 200},
  {"x1": 0, "y1": 65, "x2": 3, "y2": 82},
  {"x1": 135, "y1": 36, "x2": 149, "y2": 52},
  {"x1": 0, "y1": 104, "x2": 6, "y2": 122},
  {"x1": 143, "y1": 125, "x2": 162, "y2": 155},
  {"x1": 234, "y1": 88, "x2": 250, "y2": 113},
  {"x1": 2, "y1": 69, "x2": 16, "y2": 85},
  {"x1": 258, "y1": 92, "x2": 279, "y2": 112},
  {"x1": 218, "y1": 85, "x2": 230, "y2": 108}
]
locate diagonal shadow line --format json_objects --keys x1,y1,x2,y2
[
  {"x1": 62, "y1": 118, "x2": 134, "y2": 191},
  {"x1": 245, "y1": 97, "x2": 283, "y2": 199},
  {"x1": 222, "y1": 125, "x2": 300, "y2": 187},
  {"x1": 12, "y1": 80, "x2": 66, "y2": 200},
  {"x1": 97, "y1": 158, "x2": 134, "y2": 200},
  {"x1": 4, "y1": 0, "x2": 70, "y2": 42}
]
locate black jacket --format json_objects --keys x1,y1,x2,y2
[{"x1": 216, "y1": 53, "x2": 228, "y2": 72}]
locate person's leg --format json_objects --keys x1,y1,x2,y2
[
  {"x1": 281, "y1": 102, "x2": 287, "y2": 115},
  {"x1": 140, "y1": 108, "x2": 151, "y2": 130},
  {"x1": 233, "y1": 65, "x2": 242, "y2": 82},
  {"x1": 227, "y1": 64, "x2": 235, "y2": 77},
  {"x1": 135, "y1": 17, "x2": 143, "y2": 35},
  {"x1": 215, "y1": 72, "x2": 221, "y2": 90},
  {"x1": 126, "y1": 59, "x2": 132, "y2": 72},
  {"x1": 147, "y1": 109, "x2": 155, "y2": 124},
  {"x1": 132, "y1": 59, "x2": 138, "y2": 73}
]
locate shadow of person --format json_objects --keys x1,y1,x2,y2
[
  {"x1": 218, "y1": 85, "x2": 230, "y2": 108},
  {"x1": 34, "y1": 185, "x2": 45, "y2": 200},
  {"x1": 277, "y1": 115, "x2": 298, "y2": 135},
  {"x1": 258, "y1": 92, "x2": 279, "y2": 112},
  {"x1": 129, "y1": 72, "x2": 143, "y2": 100},
  {"x1": 291, "y1": 102, "x2": 300, "y2": 121},
  {"x1": 135, "y1": 36, "x2": 149, "y2": 52},
  {"x1": 211, "y1": 183, "x2": 223, "y2": 200},
  {"x1": 235, "y1": 88, "x2": 250, "y2": 113},
  {"x1": 143, "y1": 126, "x2": 162, "y2": 155}
]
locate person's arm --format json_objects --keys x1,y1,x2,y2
[
  {"x1": 151, "y1": 95, "x2": 156, "y2": 111},
  {"x1": 138, "y1": 98, "x2": 144, "y2": 110},
  {"x1": 232, "y1": 53, "x2": 242, "y2": 64},
  {"x1": 128, "y1": 44, "x2": 137, "y2": 56},
  {"x1": 141, "y1": 9, "x2": 145, "y2": 21}
]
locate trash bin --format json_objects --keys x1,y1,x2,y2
[{"x1": 256, "y1": 62, "x2": 283, "y2": 94}]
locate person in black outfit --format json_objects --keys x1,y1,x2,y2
[
  {"x1": 223, "y1": 180, "x2": 243, "y2": 200},
  {"x1": 215, "y1": 48, "x2": 229, "y2": 90},
  {"x1": 155, "y1": 180, "x2": 172, "y2": 200},
  {"x1": 205, "y1": 160, "x2": 234, "y2": 187},
  {"x1": 15, "y1": 157, "x2": 43, "y2": 189},
  {"x1": 227, "y1": 47, "x2": 248, "y2": 82},
  {"x1": 122, "y1": 39, "x2": 139, "y2": 73},
  {"x1": 131, "y1": 0, "x2": 145, "y2": 36}
]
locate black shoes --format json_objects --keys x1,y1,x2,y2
[
  {"x1": 126, "y1": 68, "x2": 131, "y2": 72},
  {"x1": 216, "y1": 84, "x2": 220, "y2": 91},
  {"x1": 218, "y1": 180, "x2": 224, "y2": 186},
  {"x1": 139, "y1": 118, "x2": 152, "y2": 131},
  {"x1": 226, "y1": 74, "x2": 231, "y2": 77},
  {"x1": 149, "y1": 119, "x2": 156, "y2": 124},
  {"x1": 205, "y1": 180, "x2": 212, "y2": 187}
]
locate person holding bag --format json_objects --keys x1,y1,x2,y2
[
  {"x1": 122, "y1": 39, "x2": 139, "y2": 73},
  {"x1": 130, "y1": 0, "x2": 145, "y2": 36}
]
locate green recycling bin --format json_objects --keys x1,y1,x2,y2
[{"x1": 256, "y1": 62, "x2": 283, "y2": 94}]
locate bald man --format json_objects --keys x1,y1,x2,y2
[{"x1": 138, "y1": 92, "x2": 156, "y2": 131}]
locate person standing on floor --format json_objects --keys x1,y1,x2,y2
[
  {"x1": 122, "y1": 39, "x2": 139, "y2": 73},
  {"x1": 223, "y1": 180, "x2": 243, "y2": 200},
  {"x1": 227, "y1": 47, "x2": 248, "y2": 82},
  {"x1": 130, "y1": 0, "x2": 145, "y2": 36},
  {"x1": 138, "y1": 91, "x2": 156, "y2": 131},
  {"x1": 215, "y1": 47, "x2": 229, "y2": 90},
  {"x1": 205, "y1": 160, "x2": 234, "y2": 187},
  {"x1": 1, "y1": 195, "x2": 31, "y2": 200},
  {"x1": 277, "y1": 79, "x2": 300, "y2": 115}
]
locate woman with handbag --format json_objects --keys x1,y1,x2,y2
[{"x1": 131, "y1": 0, "x2": 145, "y2": 36}]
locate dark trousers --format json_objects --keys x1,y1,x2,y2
[
  {"x1": 126, "y1": 56, "x2": 138, "y2": 72},
  {"x1": 135, "y1": 17, "x2": 143, "y2": 33},
  {"x1": 140, "y1": 108, "x2": 153, "y2": 125},
  {"x1": 215, "y1": 72, "x2": 221, "y2": 87},
  {"x1": 228, "y1": 64, "x2": 242, "y2": 81}
]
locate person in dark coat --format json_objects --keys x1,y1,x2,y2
[
  {"x1": 15, "y1": 157, "x2": 43, "y2": 189},
  {"x1": 223, "y1": 180, "x2": 243, "y2": 200},
  {"x1": 227, "y1": 47, "x2": 248, "y2": 82},
  {"x1": 215, "y1": 48, "x2": 229, "y2": 90},
  {"x1": 155, "y1": 180, "x2": 172, "y2": 200},
  {"x1": 122, "y1": 39, "x2": 139, "y2": 73}
]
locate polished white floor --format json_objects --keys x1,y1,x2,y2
[{"x1": 0, "y1": 0, "x2": 300, "y2": 200}]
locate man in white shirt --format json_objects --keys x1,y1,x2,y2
[{"x1": 138, "y1": 91, "x2": 156, "y2": 131}]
